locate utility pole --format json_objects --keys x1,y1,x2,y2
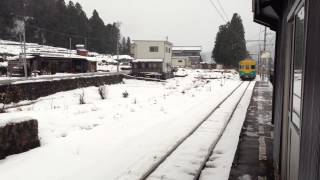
[
  {"x1": 262, "y1": 26, "x2": 268, "y2": 80},
  {"x1": 23, "y1": 0, "x2": 27, "y2": 78},
  {"x1": 258, "y1": 44, "x2": 261, "y2": 77},
  {"x1": 263, "y1": 26, "x2": 267, "y2": 51},
  {"x1": 84, "y1": 37, "x2": 87, "y2": 49},
  {"x1": 116, "y1": 35, "x2": 120, "y2": 72},
  {"x1": 115, "y1": 22, "x2": 121, "y2": 73},
  {"x1": 23, "y1": 19, "x2": 27, "y2": 78},
  {"x1": 69, "y1": 37, "x2": 72, "y2": 56}
]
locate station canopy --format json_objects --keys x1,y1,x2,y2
[{"x1": 253, "y1": 0, "x2": 283, "y2": 30}]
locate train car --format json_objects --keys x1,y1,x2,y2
[{"x1": 239, "y1": 59, "x2": 256, "y2": 80}]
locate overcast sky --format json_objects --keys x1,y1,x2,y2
[{"x1": 75, "y1": 0, "x2": 265, "y2": 53}]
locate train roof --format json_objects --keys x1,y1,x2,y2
[{"x1": 239, "y1": 59, "x2": 256, "y2": 64}]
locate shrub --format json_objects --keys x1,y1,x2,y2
[
  {"x1": 98, "y1": 86, "x2": 107, "y2": 100},
  {"x1": 122, "y1": 91, "x2": 129, "y2": 98},
  {"x1": 0, "y1": 90, "x2": 10, "y2": 113},
  {"x1": 79, "y1": 90, "x2": 85, "y2": 105}
]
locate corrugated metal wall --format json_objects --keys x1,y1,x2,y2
[
  {"x1": 299, "y1": 0, "x2": 320, "y2": 179},
  {"x1": 272, "y1": 0, "x2": 293, "y2": 176}
]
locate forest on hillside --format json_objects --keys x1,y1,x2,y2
[{"x1": 0, "y1": 0, "x2": 131, "y2": 54}]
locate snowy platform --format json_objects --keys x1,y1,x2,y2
[{"x1": 229, "y1": 81, "x2": 274, "y2": 180}]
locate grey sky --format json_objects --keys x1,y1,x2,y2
[{"x1": 75, "y1": 0, "x2": 264, "y2": 53}]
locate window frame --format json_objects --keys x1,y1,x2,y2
[
  {"x1": 150, "y1": 46, "x2": 159, "y2": 53},
  {"x1": 289, "y1": 3, "x2": 306, "y2": 131}
]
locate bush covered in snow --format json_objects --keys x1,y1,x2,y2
[
  {"x1": 98, "y1": 86, "x2": 108, "y2": 100},
  {"x1": 79, "y1": 90, "x2": 85, "y2": 105},
  {"x1": 122, "y1": 91, "x2": 129, "y2": 98}
]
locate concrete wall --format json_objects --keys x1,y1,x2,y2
[
  {"x1": 0, "y1": 74, "x2": 123, "y2": 104},
  {"x1": 0, "y1": 118, "x2": 40, "y2": 159}
]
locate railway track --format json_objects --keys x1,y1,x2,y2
[{"x1": 138, "y1": 81, "x2": 252, "y2": 180}]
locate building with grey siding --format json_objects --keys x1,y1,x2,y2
[{"x1": 172, "y1": 46, "x2": 202, "y2": 68}]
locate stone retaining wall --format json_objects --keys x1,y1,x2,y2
[
  {"x1": 0, "y1": 74, "x2": 123, "y2": 104},
  {"x1": 0, "y1": 118, "x2": 40, "y2": 159}
]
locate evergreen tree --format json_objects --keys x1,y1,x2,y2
[
  {"x1": 0, "y1": 0, "x2": 123, "y2": 54},
  {"x1": 0, "y1": 0, "x2": 14, "y2": 39},
  {"x1": 88, "y1": 10, "x2": 106, "y2": 53},
  {"x1": 212, "y1": 13, "x2": 248, "y2": 68},
  {"x1": 126, "y1": 37, "x2": 131, "y2": 55},
  {"x1": 53, "y1": 0, "x2": 68, "y2": 47},
  {"x1": 120, "y1": 37, "x2": 126, "y2": 54}
]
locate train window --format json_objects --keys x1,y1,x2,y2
[
  {"x1": 291, "y1": 6, "x2": 305, "y2": 129},
  {"x1": 251, "y1": 65, "x2": 256, "y2": 69}
]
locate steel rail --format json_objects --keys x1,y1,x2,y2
[
  {"x1": 193, "y1": 81, "x2": 252, "y2": 180},
  {"x1": 139, "y1": 81, "x2": 247, "y2": 180}
]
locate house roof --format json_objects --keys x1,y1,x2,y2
[
  {"x1": 172, "y1": 46, "x2": 202, "y2": 51},
  {"x1": 38, "y1": 53, "x2": 88, "y2": 60},
  {"x1": 90, "y1": 56, "x2": 118, "y2": 63},
  {"x1": 133, "y1": 59, "x2": 163, "y2": 63},
  {"x1": 132, "y1": 40, "x2": 173, "y2": 45},
  {"x1": 7, "y1": 55, "x2": 35, "y2": 61}
]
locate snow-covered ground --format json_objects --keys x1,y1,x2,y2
[
  {"x1": 0, "y1": 70, "x2": 248, "y2": 180},
  {"x1": 146, "y1": 82, "x2": 254, "y2": 180},
  {"x1": 200, "y1": 82, "x2": 255, "y2": 180}
]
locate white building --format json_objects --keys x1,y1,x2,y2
[
  {"x1": 172, "y1": 46, "x2": 202, "y2": 68},
  {"x1": 131, "y1": 40, "x2": 173, "y2": 79}
]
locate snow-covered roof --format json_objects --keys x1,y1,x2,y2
[
  {"x1": 0, "y1": 62, "x2": 8, "y2": 67},
  {"x1": 95, "y1": 55, "x2": 118, "y2": 63},
  {"x1": 172, "y1": 46, "x2": 202, "y2": 51},
  {"x1": 261, "y1": 52, "x2": 271, "y2": 59},
  {"x1": 133, "y1": 59, "x2": 163, "y2": 63},
  {"x1": 112, "y1": 55, "x2": 134, "y2": 60},
  {"x1": 7, "y1": 55, "x2": 35, "y2": 61},
  {"x1": 86, "y1": 57, "x2": 100, "y2": 62},
  {"x1": 39, "y1": 53, "x2": 88, "y2": 60}
]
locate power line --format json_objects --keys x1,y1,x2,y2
[
  {"x1": 216, "y1": 0, "x2": 229, "y2": 21},
  {"x1": 208, "y1": 0, "x2": 228, "y2": 23}
]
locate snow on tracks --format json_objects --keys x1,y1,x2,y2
[{"x1": 138, "y1": 82, "x2": 252, "y2": 180}]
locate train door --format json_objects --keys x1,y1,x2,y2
[{"x1": 286, "y1": 2, "x2": 305, "y2": 180}]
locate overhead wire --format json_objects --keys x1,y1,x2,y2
[
  {"x1": 208, "y1": 0, "x2": 228, "y2": 23},
  {"x1": 216, "y1": 0, "x2": 229, "y2": 21}
]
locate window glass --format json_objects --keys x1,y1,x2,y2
[
  {"x1": 150, "y1": 46, "x2": 159, "y2": 52},
  {"x1": 291, "y1": 6, "x2": 305, "y2": 128},
  {"x1": 251, "y1": 65, "x2": 256, "y2": 69}
]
